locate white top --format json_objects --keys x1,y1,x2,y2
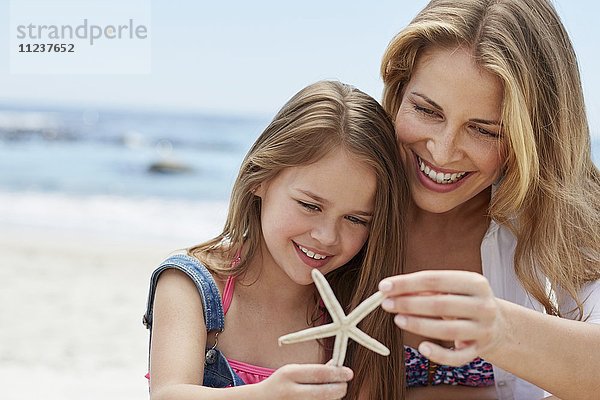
[{"x1": 481, "y1": 220, "x2": 600, "y2": 399}]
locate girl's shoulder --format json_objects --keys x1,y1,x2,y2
[
  {"x1": 154, "y1": 253, "x2": 222, "y2": 288},
  {"x1": 144, "y1": 253, "x2": 226, "y2": 332}
]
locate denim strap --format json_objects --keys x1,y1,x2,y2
[{"x1": 143, "y1": 254, "x2": 225, "y2": 332}]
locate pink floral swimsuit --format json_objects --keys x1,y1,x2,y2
[{"x1": 404, "y1": 345, "x2": 495, "y2": 387}]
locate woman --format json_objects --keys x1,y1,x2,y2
[{"x1": 345, "y1": 0, "x2": 600, "y2": 399}]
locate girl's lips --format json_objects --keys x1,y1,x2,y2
[
  {"x1": 293, "y1": 242, "x2": 331, "y2": 269},
  {"x1": 411, "y1": 151, "x2": 471, "y2": 193}
]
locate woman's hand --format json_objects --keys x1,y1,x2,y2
[
  {"x1": 256, "y1": 364, "x2": 353, "y2": 400},
  {"x1": 379, "y1": 270, "x2": 506, "y2": 366}
]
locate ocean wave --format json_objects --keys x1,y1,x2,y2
[
  {"x1": 0, "y1": 106, "x2": 265, "y2": 151},
  {"x1": 0, "y1": 191, "x2": 228, "y2": 243}
]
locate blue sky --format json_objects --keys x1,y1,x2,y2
[{"x1": 0, "y1": 1, "x2": 599, "y2": 137}]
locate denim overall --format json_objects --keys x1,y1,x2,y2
[{"x1": 143, "y1": 254, "x2": 245, "y2": 387}]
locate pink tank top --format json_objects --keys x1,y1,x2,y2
[
  {"x1": 222, "y1": 275, "x2": 275, "y2": 384},
  {"x1": 144, "y1": 266, "x2": 274, "y2": 386}
]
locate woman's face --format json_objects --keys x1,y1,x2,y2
[{"x1": 394, "y1": 46, "x2": 507, "y2": 214}]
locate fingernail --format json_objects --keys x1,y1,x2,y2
[
  {"x1": 344, "y1": 367, "x2": 354, "y2": 379},
  {"x1": 394, "y1": 314, "x2": 407, "y2": 327},
  {"x1": 382, "y1": 299, "x2": 394, "y2": 310},
  {"x1": 379, "y1": 280, "x2": 392, "y2": 292},
  {"x1": 419, "y1": 344, "x2": 431, "y2": 357}
]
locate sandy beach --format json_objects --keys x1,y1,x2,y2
[{"x1": 0, "y1": 192, "x2": 227, "y2": 400}]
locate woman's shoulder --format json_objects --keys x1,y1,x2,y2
[
  {"x1": 481, "y1": 219, "x2": 517, "y2": 266},
  {"x1": 555, "y1": 279, "x2": 600, "y2": 323},
  {"x1": 480, "y1": 221, "x2": 544, "y2": 309}
]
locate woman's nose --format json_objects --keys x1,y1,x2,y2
[{"x1": 426, "y1": 126, "x2": 464, "y2": 166}]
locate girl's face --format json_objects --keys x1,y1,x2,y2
[
  {"x1": 394, "y1": 46, "x2": 507, "y2": 214},
  {"x1": 255, "y1": 148, "x2": 375, "y2": 285}
]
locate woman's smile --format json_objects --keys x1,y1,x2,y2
[{"x1": 395, "y1": 45, "x2": 506, "y2": 214}]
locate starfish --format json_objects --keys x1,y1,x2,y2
[{"x1": 278, "y1": 268, "x2": 390, "y2": 366}]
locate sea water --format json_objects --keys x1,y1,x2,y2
[
  {"x1": 0, "y1": 105, "x2": 267, "y2": 200},
  {"x1": 0, "y1": 105, "x2": 267, "y2": 242}
]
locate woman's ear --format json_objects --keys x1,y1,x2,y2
[{"x1": 253, "y1": 183, "x2": 265, "y2": 198}]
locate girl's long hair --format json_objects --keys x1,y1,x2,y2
[{"x1": 189, "y1": 80, "x2": 409, "y2": 399}]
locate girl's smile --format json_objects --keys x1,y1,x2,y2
[
  {"x1": 255, "y1": 148, "x2": 375, "y2": 285},
  {"x1": 293, "y1": 241, "x2": 332, "y2": 269}
]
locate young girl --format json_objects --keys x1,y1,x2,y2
[{"x1": 143, "y1": 80, "x2": 407, "y2": 399}]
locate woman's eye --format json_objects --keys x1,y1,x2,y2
[
  {"x1": 413, "y1": 104, "x2": 439, "y2": 117},
  {"x1": 473, "y1": 125, "x2": 500, "y2": 138},
  {"x1": 297, "y1": 201, "x2": 320, "y2": 212},
  {"x1": 345, "y1": 215, "x2": 368, "y2": 226}
]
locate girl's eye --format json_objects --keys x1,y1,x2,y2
[
  {"x1": 345, "y1": 215, "x2": 368, "y2": 226},
  {"x1": 297, "y1": 201, "x2": 320, "y2": 212}
]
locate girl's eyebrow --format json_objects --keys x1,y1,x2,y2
[
  {"x1": 298, "y1": 189, "x2": 328, "y2": 205},
  {"x1": 411, "y1": 91, "x2": 501, "y2": 126},
  {"x1": 297, "y1": 189, "x2": 373, "y2": 217}
]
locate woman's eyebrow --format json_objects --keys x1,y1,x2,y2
[
  {"x1": 470, "y1": 117, "x2": 501, "y2": 126},
  {"x1": 411, "y1": 92, "x2": 443, "y2": 111}
]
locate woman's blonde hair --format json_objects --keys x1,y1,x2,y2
[
  {"x1": 382, "y1": 0, "x2": 600, "y2": 321},
  {"x1": 189, "y1": 80, "x2": 408, "y2": 399}
]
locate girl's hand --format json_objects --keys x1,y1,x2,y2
[
  {"x1": 379, "y1": 270, "x2": 506, "y2": 366},
  {"x1": 257, "y1": 364, "x2": 353, "y2": 400}
]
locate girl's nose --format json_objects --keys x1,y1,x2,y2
[{"x1": 310, "y1": 219, "x2": 339, "y2": 247}]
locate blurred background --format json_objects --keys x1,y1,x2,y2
[{"x1": 0, "y1": 1, "x2": 598, "y2": 399}]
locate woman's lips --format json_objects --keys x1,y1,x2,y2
[{"x1": 412, "y1": 152, "x2": 470, "y2": 193}]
